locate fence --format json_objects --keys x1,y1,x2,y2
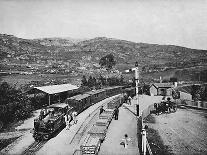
[
  {"x1": 138, "y1": 101, "x2": 157, "y2": 155},
  {"x1": 137, "y1": 116, "x2": 143, "y2": 154},
  {"x1": 177, "y1": 99, "x2": 207, "y2": 109}
]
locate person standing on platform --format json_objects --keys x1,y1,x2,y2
[
  {"x1": 154, "y1": 103, "x2": 158, "y2": 115},
  {"x1": 128, "y1": 96, "x2": 132, "y2": 105},
  {"x1": 99, "y1": 106, "x2": 105, "y2": 115},
  {"x1": 122, "y1": 134, "x2": 131, "y2": 149},
  {"x1": 72, "y1": 111, "x2": 78, "y2": 124},
  {"x1": 114, "y1": 106, "x2": 119, "y2": 120},
  {"x1": 64, "y1": 113, "x2": 71, "y2": 130}
]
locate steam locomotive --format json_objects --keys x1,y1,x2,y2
[
  {"x1": 33, "y1": 103, "x2": 74, "y2": 141},
  {"x1": 33, "y1": 86, "x2": 123, "y2": 141}
]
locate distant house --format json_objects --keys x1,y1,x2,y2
[{"x1": 150, "y1": 83, "x2": 174, "y2": 96}]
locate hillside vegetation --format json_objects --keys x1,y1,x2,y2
[{"x1": 1, "y1": 34, "x2": 207, "y2": 85}]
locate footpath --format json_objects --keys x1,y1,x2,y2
[{"x1": 99, "y1": 95, "x2": 163, "y2": 155}]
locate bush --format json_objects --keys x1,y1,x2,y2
[{"x1": 0, "y1": 82, "x2": 33, "y2": 125}]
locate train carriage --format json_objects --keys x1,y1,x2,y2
[
  {"x1": 86, "y1": 89, "x2": 106, "y2": 104},
  {"x1": 65, "y1": 93, "x2": 91, "y2": 113},
  {"x1": 105, "y1": 86, "x2": 123, "y2": 97}
]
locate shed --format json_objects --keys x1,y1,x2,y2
[{"x1": 150, "y1": 83, "x2": 173, "y2": 96}]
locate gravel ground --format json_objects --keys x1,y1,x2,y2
[
  {"x1": 145, "y1": 108, "x2": 207, "y2": 155},
  {"x1": 0, "y1": 110, "x2": 40, "y2": 154}
]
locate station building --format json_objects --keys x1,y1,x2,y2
[{"x1": 150, "y1": 83, "x2": 174, "y2": 96}]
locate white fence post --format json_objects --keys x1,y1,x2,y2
[{"x1": 142, "y1": 128, "x2": 147, "y2": 155}]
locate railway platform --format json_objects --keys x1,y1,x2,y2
[
  {"x1": 99, "y1": 99, "x2": 140, "y2": 155},
  {"x1": 99, "y1": 95, "x2": 163, "y2": 155}
]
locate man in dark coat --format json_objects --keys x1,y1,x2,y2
[
  {"x1": 114, "y1": 106, "x2": 119, "y2": 120},
  {"x1": 154, "y1": 103, "x2": 158, "y2": 115},
  {"x1": 99, "y1": 106, "x2": 105, "y2": 115}
]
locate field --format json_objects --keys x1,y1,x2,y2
[
  {"x1": 0, "y1": 74, "x2": 81, "y2": 88},
  {"x1": 145, "y1": 108, "x2": 207, "y2": 155}
]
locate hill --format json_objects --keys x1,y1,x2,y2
[{"x1": 0, "y1": 34, "x2": 207, "y2": 85}]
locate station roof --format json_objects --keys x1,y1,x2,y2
[{"x1": 34, "y1": 84, "x2": 79, "y2": 95}]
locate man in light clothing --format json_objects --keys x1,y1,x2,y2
[
  {"x1": 64, "y1": 114, "x2": 71, "y2": 130},
  {"x1": 121, "y1": 134, "x2": 131, "y2": 149},
  {"x1": 72, "y1": 111, "x2": 78, "y2": 124},
  {"x1": 128, "y1": 96, "x2": 132, "y2": 105}
]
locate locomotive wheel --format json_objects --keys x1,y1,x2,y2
[{"x1": 43, "y1": 134, "x2": 50, "y2": 140}]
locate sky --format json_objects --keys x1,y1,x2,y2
[{"x1": 0, "y1": 0, "x2": 207, "y2": 50}]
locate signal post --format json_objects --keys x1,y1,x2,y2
[{"x1": 125, "y1": 61, "x2": 140, "y2": 116}]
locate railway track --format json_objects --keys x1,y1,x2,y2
[
  {"x1": 69, "y1": 96, "x2": 116, "y2": 144},
  {"x1": 22, "y1": 140, "x2": 47, "y2": 155},
  {"x1": 70, "y1": 112, "x2": 98, "y2": 144}
]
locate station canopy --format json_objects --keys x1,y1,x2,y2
[{"x1": 34, "y1": 84, "x2": 79, "y2": 95}]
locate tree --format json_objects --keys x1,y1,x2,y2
[
  {"x1": 99, "y1": 54, "x2": 116, "y2": 70},
  {"x1": 120, "y1": 75, "x2": 124, "y2": 85},
  {"x1": 200, "y1": 85, "x2": 207, "y2": 101},
  {"x1": 170, "y1": 77, "x2": 178, "y2": 82},
  {"x1": 142, "y1": 84, "x2": 150, "y2": 95},
  {"x1": 92, "y1": 77, "x2": 97, "y2": 87},
  {"x1": 87, "y1": 76, "x2": 94, "y2": 88},
  {"x1": 191, "y1": 85, "x2": 200, "y2": 101},
  {"x1": 99, "y1": 75, "x2": 108, "y2": 86},
  {"x1": 81, "y1": 75, "x2": 88, "y2": 86},
  {"x1": 0, "y1": 82, "x2": 32, "y2": 126}
]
